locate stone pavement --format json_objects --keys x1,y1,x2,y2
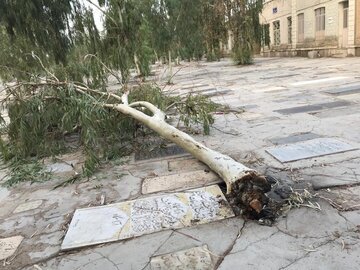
[{"x1": 1, "y1": 57, "x2": 360, "y2": 269}]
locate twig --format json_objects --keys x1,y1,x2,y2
[
  {"x1": 30, "y1": 53, "x2": 59, "y2": 82},
  {"x1": 84, "y1": 54, "x2": 123, "y2": 85}
]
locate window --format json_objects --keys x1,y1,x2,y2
[
  {"x1": 343, "y1": 2, "x2": 349, "y2": 29},
  {"x1": 287, "y1": 17, "x2": 292, "y2": 44},
  {"x1": 315, "y1": 7, "x2": 325, "y2": 40},
  {"x1": 297, "y1": 13, "x2": 304, "y2": 43},
  {"x1": 262, "y1": 24, "x2": 270, "y2": 47},
  {"x1": 273, "y1": 20, "x2": 280, "y2": 46}
]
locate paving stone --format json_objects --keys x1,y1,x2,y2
[
  {"x1": 13, "y1": 200, "x2": 43, "y2": 214},
  {"x1": 321, "y1": 100, "x2": 351, "y2": 109},
  {"x1": 238, "y1": 112, "x2": 263, "y2": 120},
  {"x1": 176, "y1": 217, "x2": 245, "y2": 256},
  {"x1": 181, "y1": 84, "x2": 208, "y2": 90},
  {"x1": 273, "y1": 100, "x2": 351, "y2": 115},
  {"x1": 218, "y1": 223, "x2": 310, "y2": 270},
  {"x1": 142, "y1": 170, "x2": 220, "y2": 194},
  {"x1": 261, "y1": 74, "x2": 299, "y2": 79},
  {"x1": 0, "y1": 235, "x2": 24, "y2": 260},
  {"x1": 43, "y1": 251, "x2": 104, "y2": 270},
  {"x1": 189, "y1": 87, "x2": 217, "y2": 93},
  {"x1": 125, "y1": 160, "x2": 169, "y2": 178},
  {"x1": 276, "y1": 201, "x2": 349, "y2": 238},
  {"x1": 324, "y1": 83, "x2": 360, "y2": 96},
  {"x1": 310, "y1": 106, "x2": 360, "y2": 119},
  {"x1": 299, "y1": 160, "x2": 360, "y2": 189},
  {"x1": 247, "y1": 116, "x2": 280, "y2": 124},
  {"x1": 290, "y1": 76, "x2": 348, "y2": 86},
  {"x1": 0, "y1": 187, "x2": 10, "y2": 203},
  {"x1": 28, "y1": 245, "x2": 60, "y2": 260},
  {"x1": 285, "y1": 236, "x2": 360, "y2": 270},
  {"x1": 203, "y1": 89, "x2": 233, "y2": 97},
  {"x1": 153, "y1": 231, "x2": 201, "y2": 256},
  {"x1": 317, "y1": 186, "x2": 360, "y2": 211},
  {"x1": 252, "y1": 86, "x2": 286, "y2": 93},
  {"x1": 75, "y1": 258, "x2": 119, "y2": 270},
  {"x1": 42, "y1": 231, "x2": 172, "y2": 270},
  {"x1": 341, "y1": 210, "x2": 360, "y2": 226},
  {"x1": 168, "y1": 158, "x2": 208, "y2": 172},
  {"x1": 61, "y1": 185, "x2": 234, "y2": 250},
  {"x1": 151, "y1": 245, "x2": 214, "y2": 270},
  {"x1": 269, "y1": 132, "x2": 320, "y2": 145},
  {"x1": 135, "y1": 144, "x2": 188, "y2": 161},
  {"x1": 266, "y1": 138, "x2": 357, "y2": 163}
]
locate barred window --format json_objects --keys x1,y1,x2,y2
[{"x1": 273, "y1": 20, "x2": 280, "y2": 46}]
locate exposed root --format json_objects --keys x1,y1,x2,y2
[
  {"x1": 226, "y1": 172, "x2": 272, "y2": 220},
  {"x1": 225, "y1": 174, "x2": 321, "y2": 225}
]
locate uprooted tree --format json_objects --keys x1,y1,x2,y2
[{"x1": 0, "y1": 0, "x2": 271, "y2": 216}]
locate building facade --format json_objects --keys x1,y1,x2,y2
[{"x1": 260, "y1": 0, "x2": 360, "y2": 57}]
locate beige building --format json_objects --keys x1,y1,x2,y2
[{"x1": 260, "y1": 0, "x2": 360, "y2": 57}]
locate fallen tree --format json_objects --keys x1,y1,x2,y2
[
  {"x1": 104, "y1": 91, "x2": 271, "y2": 214},
  {"x1": 0, "y1": 0, "x2": 270, "y2": 218},
  {"x1": 1, "y1": 77, "x2": 270, "y2": 216},
  {"x1": 115, "y1": 92, "x2": 270, "y2": 216}
]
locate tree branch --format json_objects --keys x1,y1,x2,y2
[
  {"x1": 129, "y1": 101, "x2": 166, "y2": 121},
  {"x1": 84, "y1": 54, "x2": 122, "y2": 85},
  {"x1": 30, "y1": 53, "x2": 59, "y2": 82}
]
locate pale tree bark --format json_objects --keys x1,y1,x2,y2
[
  {"x1": 134, "y1": 54, "x2": 141, "y2": 76},
  {"x1": 168, "y1": 50, "x2": 173, "y2": 83},
  {"x1": 102, "y1": 92, "x2": 270, "y2": 214}
]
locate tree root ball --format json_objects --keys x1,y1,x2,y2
[{"x1": 226, "y1": 172, "x2": 273, "y2": 220}]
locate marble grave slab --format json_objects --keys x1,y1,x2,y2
[
  {"x1": 266, "y1": 138, "x2": 357, "y2": 163},
  {"x1": 61, "y1": 185, "x2": 234, "y2": 250}
]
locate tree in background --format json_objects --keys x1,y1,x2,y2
[
  {"x1": 225, "y1": 0, "x2": 264, "y2": 64},
  {"x1": 202, "y1": 0, "x2": 227, "y2": 61}
]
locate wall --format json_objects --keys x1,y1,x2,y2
[
  {"x1": 260, "y1": 0, "x2": 360, "y2": 56},
  {"x1": 296, "y1": 0, "x2": 339, "y2": 48},
  {"x1": 356, "y1": 0, "x2": 360, "y2": 45},
  {"x1": 261, "y1": 0, "x2": 292, "y2": 47}
]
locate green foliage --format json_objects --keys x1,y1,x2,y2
[
  {"x1": 202, "y1": 0, "x2": 227, "y2": 61},
  {"x1": 175, "y1": 94, "x2": 217, "y2": 135},
  {"x1": 0, "y1": 0, "x2": 75, "y2": 64},
  {"x1": 232, "y1": 40, "x2": 253, "y2": 65},
  {"x1": 3, "y1": 160, "x2": 52, "y2": 187},
  {"x1": 226, "y1": 0, "x2": 264, "y2": 65},
  {"x1": 0, "y1": 82, "x2": 217, "y2": 185}
]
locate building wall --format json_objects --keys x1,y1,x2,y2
[
  {"x1": 260, "y1": 0, "x2": 359, "y2": 56},
  {"x1": 260, "y1": 0, "x2": 292, "y2": 47},
  {"x1": 297, "y1": 0, "x2": 338, "y2": 48},
  {"x1": 355, "y1": 0, "x2": 360, "y2": 45}
]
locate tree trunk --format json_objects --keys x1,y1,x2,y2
[
  {"x1": 168, "y1": 50, "x2": 173, "y2": 83},
  {"x1": 134, "y1": 54, "x2": 141, "y2": 76},
  {"x1": 104, "y1": 102, "x2": 270, "y2": 214}
]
